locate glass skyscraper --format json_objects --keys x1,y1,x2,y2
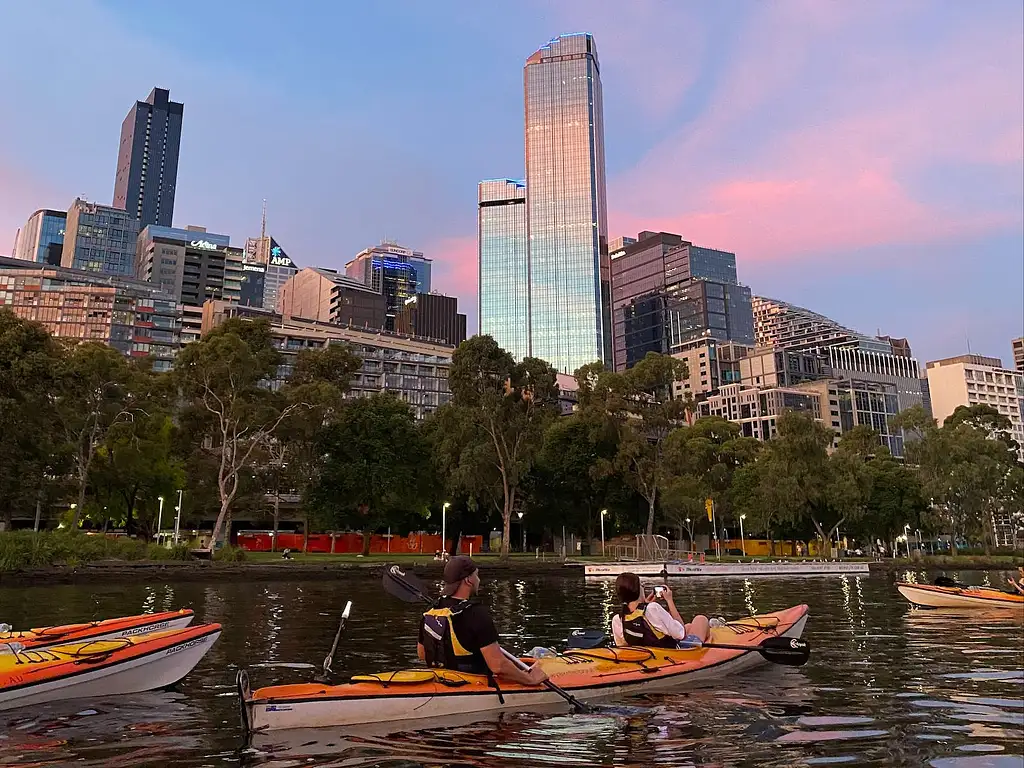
[
  {"x1": 524, "y1": 33, "x2": 610, "y2": 374},
  {"x1": 12, "y1": 209, "x2": 66, "y2": 264},
  {"x1": 345, "y1": 240, "x2": 432, "y2": 332},
  {"x1": 478, "y1": 179, "x2": 529, "y2": 360}
]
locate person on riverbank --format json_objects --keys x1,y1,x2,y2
[
  {"x1": 611, "y1": 572, "x2": 710, "y2": 649},
  {"x1": 416, "y1": 556, "x2": 549, "y2": 686}
]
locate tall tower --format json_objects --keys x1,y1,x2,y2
[
  {"x1": 524, "y1": 33, "x2": 609, "y2": 374},
  {"x1": 113, "y1": 87, "x2": 183, "y2": 228},
  {"x1": 478, "y1": 179, "x2": 529, "y2": 360}
]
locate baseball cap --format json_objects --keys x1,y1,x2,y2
[{"x1": 442, "y1": 556, "x2": 478, "y2": 594}]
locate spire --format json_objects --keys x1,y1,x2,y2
[{"x1": 260, "y1": 199, "x2": 267, "y2": 240}]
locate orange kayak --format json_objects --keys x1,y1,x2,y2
[
  {"x1": 897, "y1": 582, "x2": 1024, "y2": 609},
  {"x1": 239, "y1": 604, "x2": 809, "y2": 733},
  {"x1": 0, "y1": 609, "x2": 195, "y2": 651},
  {"x1": 0, "y1": 622, "x2": 220, "y2": 711}
]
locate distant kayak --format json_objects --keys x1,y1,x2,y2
[
  {"x1": 239, "y1": 604, "x2": 809, "y2": 733},
  {"x1": 0, "y1": 622, "x2": 220, "y2": 711},
  {"x1": 897, "y1": 582, "x2": 1024, "y2": 609},
  {"x1": 0, "y1": 609, "x2": 194, "y2": 651}
]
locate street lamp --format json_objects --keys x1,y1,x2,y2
[
  {"x1": 442, "y1": 502, "x2": 451, "y2": 557},
  {"x1": 518, "y1": 511, "x2": 525, "y2": 553},
  {"x1": 903, "y1": 524, "x2": 911, "y2": 558},
  {"x1": 684, "y1": 517, "x2": 694, "y2": 550},
  {"x1": 173, "y1": 489, "x2": 183, "y2": 545},
  {"x1": 600, "y1": 508, "x2": 608, "y2": 556},
  {"x1": 156, "y1": 496, "x2": 165, "y2": 544},
  {"x1": 740, "y1": 514, "x2": 746, "y2": 558}
]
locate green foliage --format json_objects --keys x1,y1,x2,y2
[
  {"x1": 0, "y1": 531, "x2": 192, "y2": 571},
  {"x1": 308, "y1": 393, "x2": 436, "y2": 555},
  {"x1": 212, "y1": 544, "x2": 247, "y2": 562}
]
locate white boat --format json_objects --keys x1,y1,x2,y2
[
  {"x1": 0, "y1": 623, "x2": 221, "y2": 711},
  {"x1": 583, "y1": 561, "x2": 870, "y2": 577},
  {"x1": 896, "y1": 582, "x2": 1024, "y2": 610}
]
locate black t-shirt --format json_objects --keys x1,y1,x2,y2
[{"x1": 418, "y1": 597, "x2": 499, "y2": 665}]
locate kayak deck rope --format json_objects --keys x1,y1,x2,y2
[{"x1": 6, "y1": 637, "x2": 134, "y2": 667}]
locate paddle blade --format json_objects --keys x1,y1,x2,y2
[
  {"x1": 758, "y1": 636, "x2": 811, "y2": 666},
  {"x1": 566, "y1": 629, "x2": 606, "y2": 650},
  {"x1": 382, "y1": 564, "x2": 431, "y2": 604}
]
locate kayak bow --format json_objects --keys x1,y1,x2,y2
[{"x1": 0, "y1": 609, "x2": 195, "y2": 651}]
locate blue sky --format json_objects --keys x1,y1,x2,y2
[{"x1": 0, "y1": 0, "x2": 1021, "y2": 365}]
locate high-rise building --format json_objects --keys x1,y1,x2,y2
[
  {"x1": 12, "y1": 209, "x2": 66, "y2": 264},
  {"x1": 1012, "y1": 337, "x2": 1024, "y2": 373},
  {"x1": 478, "y1": 178, "x2": 529, "y2": 359},
  {"x1": 61, "y1": 198, "x2": 140, "y2": 276},
  {"x1": 0, "y1": 256, "x2": 181, "y2": 370},
  {"x1": 610, "y1": 232, "x2": 755, "y2": 370},
  {"x1": 926, "y1": 354, "x2": 1024, "y2": 455},
  {"x1": 524, "y1": 33, "x2": 610, "y2": 374},
  {"x1": 113, "y1": 87, "x2": 183, "y2": 229},
  {"x1": 278, "y1": 267, "x2": 387, "y2": 329},
  {"x1": 395, "y1": 292, "x2": 467, "y2": 346},
  {"x1": 245, "y1": 235, "x2": 299, "y2": 312},
  {"x1": 345, "y1": 240, "x2": 431, "y2": 332},
  {"x1": 752, "y1": 296, "x2": 881, "y2": 352}
]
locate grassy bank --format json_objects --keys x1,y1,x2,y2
[{"x1": 0, "y1": 530, "x2": 193, "y2": 571}]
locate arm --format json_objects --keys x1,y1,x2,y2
[
  {"x1": 417, "y1": 642, "x2": 426, "y2": 662},
  {"x1": 480, "y1": 643, "x2": 548, "y2": 685},
  {"x1": 611, "y1": 615, "x2": 627, "y2": 647},
  {"x1": 645, "y1": 601, "x2": 688, "y2": 641}
]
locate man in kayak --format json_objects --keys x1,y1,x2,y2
[
  {"x1": 417, "y1": 556, "x2": 549, "y2": 686},
  {"x1": 611, "y1": 572, "x2": 711, "y2": 649}
]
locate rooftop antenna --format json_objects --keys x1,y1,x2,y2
[
  {"x1": 966, "y1": 333, "x2": 972, "y2": 355},
  {"x1": 260, "y1": 199, "x2": 267, "y2": 241}
]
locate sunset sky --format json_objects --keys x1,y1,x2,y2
[{"x1": 1, "y1": 1, "x2": 1021, "y2": 364}]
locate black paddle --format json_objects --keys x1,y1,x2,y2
[
  {"x1": 313, "y1": 600, "x2": 352, "y2": 683},
  {"x1": 381, "y1": 564, "x2": 601, "y2": 714},
  {"x1": 566, "y1": 630, "x2": 811, "y2": 666}
]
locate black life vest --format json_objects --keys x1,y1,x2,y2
[
  {"x1": 621, "y1": 603, "x2": 678, "y2": 648},
  {"x1": 421, "y1": 599, "x2": 489, "y2": 674}
]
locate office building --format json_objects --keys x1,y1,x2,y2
[
  {"x1": 0, "y1": 256, "x2": 180, "y2": 370},
  {"x1": 12, "y1": 209, "x2": 66, "y2": 264},
  {"x1": 478, "y1": 178, "x2": 529, "y2": 359},
  {"x1": 395, "y1": 292, "x2": 467, "y2": 346},
  {"x1": 113, "y1": 87, "x2": 183, "y2": 228},
  {"x1": 752, "y1": 296, "x2": 883, "y2": 352},
  {"x1": 610, "y1": 232, "x2": 755, "y2": 370},
  {"x1": 345, "y1": 240, "x2": 431, "y2": 332},
  {"x1": 245, "y1": 235, "x2": 299, "y2": 311},
  {"x1": 1013, "y1": 337, "x2": 1024, "y2": 373},
  {"x1": 278, "y1": 267, "x2": 387, "y2": 329},
  {"x1": 203, "y1": 301, "x2": 453, "y2": 420},
  {"x1": 135, "y1": 225, "x2": 244, "y2": 309},
  {"x1": 61, "y1": 198, "x2": 140, "y2": 276},
  {"x1": 698, "y1": 383, "x2": 821, "y2": 442},
  {"x1": 525, "y1": 33, "x2": 610, "y2": 374},
  {"x1": 795, "y1": 378, "x2": 905, "y2": 457},
  {"x1": 926, "y1": 354, "x2": 1024, "y2": 458}
]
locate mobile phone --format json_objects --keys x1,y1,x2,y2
[{"x1": 653, "y1": 585, "x2": 666, "y2": 597}]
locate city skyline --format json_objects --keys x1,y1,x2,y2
[{"x1": 0, "y1": 1, "x2": 1021, "y2": 365}]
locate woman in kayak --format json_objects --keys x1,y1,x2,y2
[
  {"x1": 416, "y1": 556, "x2": 549, "y2": 686},
  {"x1": 1009, "y1": 567, "x2": 1024, "y2": 595},
  {"x1": 611, "y1": 572, "x2": 710, "y2": 649}
]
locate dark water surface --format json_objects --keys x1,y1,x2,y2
[{"x1": 1, "y1": 570, "x2": 1021, "y2": 767}]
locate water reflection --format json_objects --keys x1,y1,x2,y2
[{"x1": 0, "y1": 572, "x2": 1020, "y2": 766}]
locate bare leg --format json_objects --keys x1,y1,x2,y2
[{"x1": 685, "y1": 615, "x2": 710, "y2": 643}]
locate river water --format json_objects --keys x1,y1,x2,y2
[{"x1": 1, "y1": 570, "x2": 1021, "y2": 767}]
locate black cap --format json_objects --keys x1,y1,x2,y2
[{"x1": 442, "y1": 556, "x2": 478, "y2": 594}]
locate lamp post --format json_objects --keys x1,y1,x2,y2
[
  {"x1": 600, "y1": 508, "x2": 607, "y2": 556},
  {"x1": 173, "y1": 490, "x2": 183, "y2": 545},
  {"x1": 442, "y1": 502, "x2": 450, "y2": 557},
  {"x1": 740, "y1": 514, "x2": 746, "y2": 558},
  {"x1": 903, "y1": 524, "x2": 911, "y2": 558},
  {"x1": 156, "y1": 496, "x2": 164, "y2": 545},
  {"x1": 518, "y1": 511, "x2": 525, "y2": 553}
]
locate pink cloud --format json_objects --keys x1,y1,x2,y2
[
  {"x1": 424, "y1": 234, "x2": 478, "y2": 331},
  {"x1": 608, "y1": 7, "x2": 1023, "y2": 263}
]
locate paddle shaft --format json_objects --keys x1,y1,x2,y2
[
  {"x1": 383, "y1": 566, "x2": 592, "y2": 712},
  {"x1": 701, "y1": 640, "x2": 806, "y2": 658},
  {"x1": 316, "y1": 600, "x2": 352, "y2": 682}
]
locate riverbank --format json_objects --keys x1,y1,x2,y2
[{"x1": 2, "y1": 551, "x2": 1019, "y2": 586}]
